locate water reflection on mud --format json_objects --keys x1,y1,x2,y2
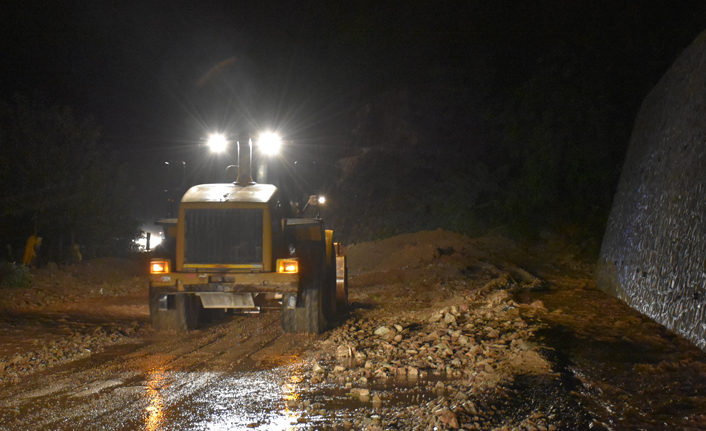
[
  {"x1": 145, "y1": 368, "x2": 166, "y2": 431},
  {"x1": 140, "y1": 366, "x2": 307, "y2": 430}
]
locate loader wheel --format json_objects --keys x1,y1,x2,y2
[
  {"x1": 201, "y1": 307, "x2": 227, "y2": 324},
  {"x1": 281, "y1": 242, "x2": 327, "y2": 334},
  {"x1": 149, "y1": 288, "x2": 200, "y2": 332},
  {"x1": 323, "y1": 250, "x2": 338, "y2": 323},
  {"x1": 281, "y1": 290, "x2": 323, "y2": 334},
  {"x1": 281, "y1": 292, "x2": 297, "y2": 333},
  {"x1": 335, "y1": 257, "x2": 349, "y2": 314},
  {"x1": 296, "y1": 287, "x2": 325, "y2": 334}
]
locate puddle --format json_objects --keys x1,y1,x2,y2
[
  {"x1": 103, "y1": 361, "x2": 456, "y2": 431},
  {"x1": 303, "y1": 372, "x2": 453, "y2": 412},
  {"x1": 112, "y1": 366, "x2": 313, "y2": 430}
]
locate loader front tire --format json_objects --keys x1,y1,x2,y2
[{"x1": 149, "y1": 288, "x2": 200, "y2": 332}]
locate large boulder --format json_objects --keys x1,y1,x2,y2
[{"x1": 597, "y1": 30, "x2": 706, "y2": 350}]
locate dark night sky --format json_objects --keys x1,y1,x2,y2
[
  {"x1": 4, "y1": 1, "x2": 693, "y2": 146},
  {"x1": 2, "y1": 1, "x2": 705, "y2": 229}
]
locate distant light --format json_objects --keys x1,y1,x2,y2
[
  {"x1": 150, "y1": 235, "x2": 163, "y2": 249},
  {"x1": 258, "y1": 132, "x2": 282, "y2": 156},
  {"x1": 318, "y1": 196, "x2": 326, "y2": 204},
  {"x1": 135, "y1": 231, "x2": 163, "y2": 252},
  {"x1": 207, "y1": 133, "x2": 228, "y2": 153}
]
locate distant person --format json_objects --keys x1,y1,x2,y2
[
  {"x1": 71, "y1": 243, "x2": 82, "y2": 263},
  {"x1": 22, "y1": 235, "x2": 41, "y2": 266}
]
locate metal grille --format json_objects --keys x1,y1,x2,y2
[{"x1": 184, "y1": 209, "x2": 263, "y2": 264}]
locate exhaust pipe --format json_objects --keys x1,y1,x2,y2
[{"x1": 235, "y1": 138, "x2": 255, "y2": 186}]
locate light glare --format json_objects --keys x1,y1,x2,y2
[
  {"x1": 207, "y1": 133, "x2": 228, "y2": 153},
  {"x1": 135, "y1": 231, "x2": 163, "y2": 252},
  {"x1": 258, "y1": 132, "x2": 282, "y2": 156}
]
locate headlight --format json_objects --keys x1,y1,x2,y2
[
  {"x1": 277, "y1": 258, "x2": 298, "y2": 274},
  {"x1": 150, "y1": 259, "x2": 171, "y2": 274},
  {"x1": 207, "y1": 133, "x2": 228, "y2": 153},
  {"x1": 258, "y1": 132, "x2": 282, "y2": 156}
]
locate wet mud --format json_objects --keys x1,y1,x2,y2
[
  {"x1": 520, "y1": 279, "x2": 706, "y2": 431},
  {"x1": 1, "y1": 232, "x2": 705, "y2": 430}
]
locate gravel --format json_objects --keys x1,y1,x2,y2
[
  {"x1": 281, "y1": 280, "x2": 580, "y2": 431},
  {"x1": 0, "y1": 321, "x2": 147, "y2": 386}
]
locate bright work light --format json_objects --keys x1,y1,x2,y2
[
  {"x1": 258, "y1": 132, "x2": 282, "y2": 156},
  {"x1": 207, "y1": 133, "x2": 228, "y2": 153}
]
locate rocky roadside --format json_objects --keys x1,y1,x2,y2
[
  {"x1": 0, "y1": 319, "x2": 149, "y2": 386},
  {"x1": 287, "y1": 278, "x2": 592, "y2": 431},
  {"x1": 0, "y1": 257, "x2": 151, "y2": 386}
]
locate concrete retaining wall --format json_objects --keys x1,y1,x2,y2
[{"x1": 597, "y1": 30, "x2": 706, "y2": 350}]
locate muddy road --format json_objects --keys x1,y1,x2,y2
[
  {"x1": 0, "y1": 312, "x2": 314, "y2": 430},
  {"x1": 1, "y1": 231, "x2": 706, "y2": 430}
]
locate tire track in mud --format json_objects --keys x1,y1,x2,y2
[{"x1": 0, "y1": 312, "x2": 299, "y2": 430}]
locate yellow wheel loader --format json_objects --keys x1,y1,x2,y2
[{"x1": 149, "y1": 139, "x2": 347, "y2": 333}]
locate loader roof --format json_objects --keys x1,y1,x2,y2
[{"x1": 181, "y1": 183, "x2": 277, "y2": 204}]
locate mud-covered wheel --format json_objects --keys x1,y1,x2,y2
[
  {"x1": 323, "y1": 250, "x2": 338, "y2": 323},
  {"x1": 286, "y1": 242, "x2": 327, "y2": 334},
  {"x1": 201, "y1": 307, "x2": 227, "y2": 325},
  {"x1": 296, "y1": 287, "x2": 325, "y2": 334},
  {"x1": 335, "y1": 256, "x2": 349, "y2": 313},
  {"x1": 149, "y1": 288, "x2": 200, "y2": 332},
  {"x1": 281, "y1": 292, "x2": 297, "y2": 333}
]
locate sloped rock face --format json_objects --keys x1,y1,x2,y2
[{"x1": 597, "y1": 30, "x2": 706, "y2": 350}]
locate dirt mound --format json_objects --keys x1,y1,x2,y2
[
  {"x1": 347, "y1": 229, "x2": 477, "y2": 275},
  {"x1": 0, "y1": 257, "x2": 148, "y2": 311},
  {"x1": 58, "y1": 257, "x2": 146, "y2": 281},
  {"x1": 345, "y1": 229, "x2": 545, "y2": 312}
]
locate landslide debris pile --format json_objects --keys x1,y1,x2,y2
[
  {"x1": 305, "y1": 291, "x2": 565, "y2": 430},
  {"x1": 285, "y1": 230, "x2": 589, "y2": 430},
  {"x1": 345, "y1": 229, "x2": 545, "y2": 308}
]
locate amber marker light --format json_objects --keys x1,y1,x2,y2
[
  {"x1": 150, "y1": 259, "x2": 170, "y2": 274},
  {"x1": 277, "y1": 259, "x2": 299, "y2": 274}
]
